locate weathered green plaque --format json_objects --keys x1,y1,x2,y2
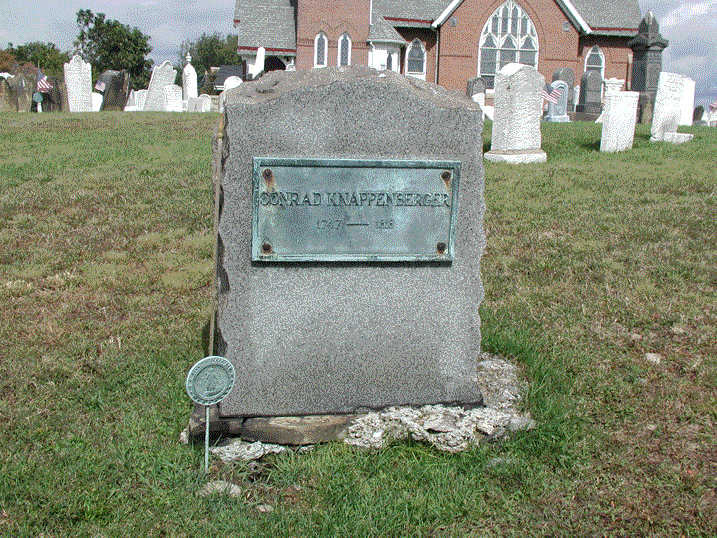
[
  {"x1": 252, "y1": 158, "x2": 460, "y2": 262},
  {"x1": 186, "y1": 356, "x2": 235, "y2": 406}
]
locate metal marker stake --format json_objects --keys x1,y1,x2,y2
[{"x1": 185, "y1": 356, "x2": 235, "y2": 474}]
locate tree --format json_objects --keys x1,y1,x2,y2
[
  {"x1": 177, "y1": 33, "x2": 242, "y2": 92},
  {"x1": 0, "y1": 48, "x2": 17, "y2": 73},
  {"x1": 7, "y1": 42, "x2": 70, "y2": 77},
  {"x1": 74, "y1": 9, "x2": 153, "y2": 89}
]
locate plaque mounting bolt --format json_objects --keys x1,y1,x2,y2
[
  {"x1": 261, "y1": 243, "x2": 273, "y2": 254},
  {"x1": 262, "y1": 169, "x2": 273, "y2": 181},
  {"x1": 436, "y1": 242, "x2": 447, "y2": 255},
  {"x1": 441, "y1": 171, "x2": 451, "y2": 182}
]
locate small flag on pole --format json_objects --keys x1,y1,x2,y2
[
  {"x1": 540, "y1": 87, "x2": 562, "y2": 104},
  {"x1": 36, "y1": 70, "x2": 53, "y2": 92},
  {"x1": 95, "y1": 80, "x2": 106, "y2": 92}
]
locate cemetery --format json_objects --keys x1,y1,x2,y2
[{"x1": 1, "y1": 13, "x2": 716, "y2": 532}]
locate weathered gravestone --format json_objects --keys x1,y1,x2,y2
[
  {"x1": 0, "y1": 78, "x2": 13, "y2": 112},
  {"x1": 485, "y1": 63, "x2": 546, "y2": 163},
  {"x1": 466, "y1": 76, "x2": 486, "y2": 120},
  {"x1": 91, "y1": 92, "x2": 103, "y2": 111},
  {"x1": 651, "y1": 72, "x2": 693, "y2": 143},
  {"x1": 100, "y1": 70, "x2": 131, "y2": 111},
  {"x1": 693, "y1": 106, "x2": 705, "y2": 125},
  {"x1": 600, "y1": 91, "x2": 639, "y2": 152},
  {"x1": 135, "y1": 89, "x2": 148, "y2": 111},
  {"x1": 199, "y1": 94, "x2": 212, "y2": 112},
  {"x1": 144, "y1": 61, "x2": 177, "y2": 111},
  {"x1": 124, "y1": 90, "x2": 138, "y2": 111},
  {"x1": 629, "y1": 12, "x2": 668, "y2": 124},
  {"x1": 553, "y1": 68, "x2": 575, "y2": 112},
  {"x1": 183, "y1": 53, "x2": 198, "y2": 101},
  {"x1": 8, "y1": 74, "x2": 32, "y2": 112},
  {"x1": 575, "y1": 71, "x2": 602, "y2": 118},
  {"x1": 545, "y1": 80, "x2": 570, "y2": 122},
  {"x1": 679, "y1": 77, "x2": 695, "y2": 126},
  {"x1": 214, "y1": 66, "x2": 485, "y2": 423},
  {"x1": 596, "y1": 78, "x2": 624, "y2": 123},
  {"x1": 64, "y1": 55, "x2": 93, "y2": 112}
]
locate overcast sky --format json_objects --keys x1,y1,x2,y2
[{"x1": 1, "y1": 0, "x2": 715, "y2": 107}]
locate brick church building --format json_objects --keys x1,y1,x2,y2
[{"x1": 233, "y1": 0, "x2": 642, "y2": 93}]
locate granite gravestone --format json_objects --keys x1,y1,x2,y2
[
  {"x1": 8, "y1": 74, "x2": 32, "y2": 112},
  {"x1": 553, "y1": 68, "x2": 575, "y2": 112},
  {"x1": 100, "y1": 70, "x2": 131, "y2": 111},
  {"x1": 0, "y1": 78, "x2": 12, "y2": 112},
  {"x1": 629, "y1": 12, "x2": 668, "y2": 124},
  {"x1": 576, "y1": 71, "x2": 602, "y2": 117},
  {"x1": 466, "y1": 77, "x2": 486, "y2": 120},
  {"x1": 545, "y1": 80, "x2": 569, "y2": 122},
  {"x1": 600, "y1": 91, "x2": 639, "y2": 152},
  {"x1": 651, "y1": 72, "x2": 693, "y2": 143},
  {"x1": 679, "y1": 77, "x2": 695, "y2": 126},
  {"x1": 693, "y1": 106, "x2": 705, "y2": 125},
  {"x1": 485, "y1": 63, "x2": 546, "y2": 163},
  {"x1": 215, "y1": 66, "x2": 485, "y2": 418},
  {"x1": 64, "y1": 55, "x2": 93, "y2": 112},
  {"x1": 144, "y1": 62, "x2": 177, "y2": 111}
]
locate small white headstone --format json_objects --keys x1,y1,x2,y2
[
  {"x1": 163, "y1": 84, "x2": 184, "y2": 112},
  {"x1": 651, "y1": 72, "x2": 693, "y2": 143},
  {"x1": 199, "y1": 94, "x2": 212, "y2": 112},
  {"x1": 679, "y1": 77, "x2": 695, "y2": 126},
  {"x1": 91, "y1": 92, "x2": 103, "y2": 111},
  {"x1": 63, "y1": 55, "x2": 93, "y2": 112},
  {"x1": 485, "y1": 63, "x2": 546, "y2": 163},
  {"x1": 600, "y1": 91, "x2": 639, "y2": 152},
  {"x1": 186, "y1": 97, "x2": 202, "y2": 112},
  {"x1": 144, "y1": 61, "x2": 177, "y2": 111}
]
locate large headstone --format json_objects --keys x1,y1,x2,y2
[
  {"x1": 182, "y1": 53, "x2": 198, "y2": 101},
  {"x1": 576, "y1": 71, "x2": 602, "y2": 117},
  {"x1": 63, "y1": 55, "x2": 93, "y2": 112},
  {"x1": 679, "y1": 77, "x2": 695, "y2": 126},
  {"x1": 600, "y1": 91, "x2": 639, "y2": 152},
  {"x1": 0, "y1": 78, "x2": 13, "y2": 112},
  {"x1": 545, "y1": 80, "x2": 570, "y2": 122},
  {"x1": 651, "y1": 72, "x2": 693, "y2": 143},
  {"x1": 485, "y1": 63, "x2": 546, "y2": 163},
  {"x1": 629, "y1": 12, "x2": 669, "y2": 124},
  {"x1": 100, "y1": 70, "x2": 131, "y2": 111},
  {"x1": 553, "y1": 68, "x2": 575, "y2": 112},
  {"x1": 215, "y1": 66, "x2": 485, "y2": 417},
  {"x1": 144, "y1": 61, "x2": 177, "y2": 111}
]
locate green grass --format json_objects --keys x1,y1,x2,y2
[{"x1": 1, "y1": 112, "x2": 715, "y2": 537}]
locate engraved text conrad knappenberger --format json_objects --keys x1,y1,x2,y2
[{"x1": 258, "y1": 191, "x2": 451, "y2": 208}]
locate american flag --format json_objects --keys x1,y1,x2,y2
[
  {"x1": 709, "y1": 100, "x2": 717, "y2": 111},
  {"x1": 540, "y1": 87, "x2": 562, "y2": 104},
  {"x1": 36, "y1": 70, "x2": 53, "y2": 92},
  {"x1": 95, "y1": 80, "x2": 106, "y2": 92}
]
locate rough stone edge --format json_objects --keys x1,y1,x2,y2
[{"x1": 484, "y1": 150, "x2": 547, "y2": 163}]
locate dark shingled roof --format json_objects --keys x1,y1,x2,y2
[
  {"x1": 373, "y1": 0, "x2": 449, "y2": 23},
  {"x1": 571, "y1": 0, "x2": 641, "y2": 30},
  {"x1": 233, "y1": 0, "x2": 297, "y2": 52}
]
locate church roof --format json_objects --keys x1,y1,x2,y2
[
  {"x1": 232, "y1": 0, "x2": 642, "y2": 52},
  {"x1": 233, "y1": 0, "x2": 296, "y2": 52}
]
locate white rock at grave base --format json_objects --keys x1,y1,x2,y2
[
  {"x1": 210, "y1": 440, "x2": 287, "y2": 463},
  {"x1": 198, "y1": 480, "x2": 242, "y2": 497},
  {"x1": 645, "y1": 353, "x2": 663, "y2": 365}
]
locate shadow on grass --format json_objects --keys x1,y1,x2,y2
[{"x1": 576, "y1": 140, "x2": 600, "y2": 151}]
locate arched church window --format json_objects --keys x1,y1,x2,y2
[
  {"x1": 584, "y1": 45, "x2": 604, "y2": 79},
  {"x1": 338, "y1": 33, "x2": 352, "y2": 66},
  {"x1": 477, "y1": 0, "x2": 538, "y2": 89},
  {"x1": 314, "y1": 32, "x2": 327, "y2": 67},
  {"x1": 406, "y1": 39, "x2": 426, "y2": 80}
]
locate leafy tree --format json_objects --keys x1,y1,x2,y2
[
  {"x1": 177, "y1": 33, "x2": 242, "y2": 93},
  {"x1": 74, "y1": 9, "x2": 153, "y2": 89},
  {"x1": 7, "y1": 42, "x2": 70, "y2": 77},
  {"x1": 0, "y1": 48, "x2": 17, "y2": 73}
]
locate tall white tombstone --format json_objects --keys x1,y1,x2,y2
[
  {"x1": 679, "y1": 77, "x2": 695, "y2": 126},
  {"x1": 163, "y1": 85, "x2": 184, "y2": 112},
  {"x1": 485, "y1": 63, "x2": 546, "y2": 163},
  {"x1": 182, "y1": 53, "x2": 198, "y2": 101},
  {"x1": 144, "y1": 61, "x2": 177, "y2": 111},
  {"x1": 651, "y1": 72, "x2": 693, "y2": 143},
  {"x1": 600, "y1": 91, "x2": 639, "y2": 152},
  {"x1": 63, "y1": 55, "x2": 92, "y2": 112},
  {"x1": 247, "y1": 46, "x2": 266, "y2": 79}
]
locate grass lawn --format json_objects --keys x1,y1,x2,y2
[{"x1": 0, "y1": 112, "x2": 715, "y2": 537}]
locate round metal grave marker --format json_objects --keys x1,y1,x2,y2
[
  {"x1": 33, "y1": 92, "x2": 43, "y2": 103},
  {"x1": 186, "y1": 356, "x2": 235, "y2": 406}
]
